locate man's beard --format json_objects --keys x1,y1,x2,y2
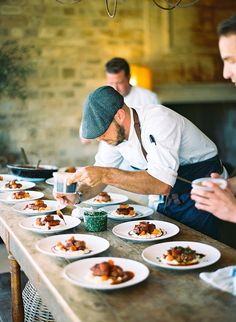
[{"x1": 113, "y1": 119, "x2": 126, "y2": 146}]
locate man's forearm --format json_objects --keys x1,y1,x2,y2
[{"x1": 102, "y1": 168, "x2": 171, "y2": 195}]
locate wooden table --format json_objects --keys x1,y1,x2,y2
[{"x1": 0, "y1": 182, "x2": 236, "y2": 322}]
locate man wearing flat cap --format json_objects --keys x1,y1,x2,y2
[{"x1": 56, "y1": 85, "x2": 226, "y2": 241}]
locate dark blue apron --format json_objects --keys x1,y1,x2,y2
[{"x1": 157, "y1": 155, "x2": 223, "y2": 239}]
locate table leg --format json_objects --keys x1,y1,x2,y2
[{"x1": 8, "y1": 254, "x2": 24, "y2": 322}]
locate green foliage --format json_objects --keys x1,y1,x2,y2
[{"x1": 0, "y1": 41, "x2": 35, "y2": 100}]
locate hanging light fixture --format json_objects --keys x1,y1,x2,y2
[{"x1": 56, "y1": 0, "x2": 200, "y2": 17}]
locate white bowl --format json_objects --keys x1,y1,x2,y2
[{"x1": 192, "y1": 177, "x2": 227, "y2": 191}]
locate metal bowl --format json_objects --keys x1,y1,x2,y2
[{"x1": 7, "y1": 164, "x2": 58, "y2": 180}]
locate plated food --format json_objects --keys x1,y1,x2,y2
[
  {"x1": 4, "y1": 180, "x2": 22, "y2": 189},
  {"x1": 0, "y1": 180, "x2": 35, "y2": 191},
  {"x1": 13, "y1": 200, "x2": 65, "y2": 215},
  {"x1": 161, "y1": 246, "x2": 205, "y2": 266},
  {"x1": 24, "y1": 199, "x2": 49, "y2": 212},
  {"x1": 59, "y1": 166, "x2": 81, "y2": 173},
  {"x1": 112, "y1": 220, "x2": 179, "y2": 242},
  {"x1": 53, "y1": 235, "x2": 90, "y2": 254},
  {"x1": 83, "y1": 193, "x2": 128, "y2": 208},
  {"x1": 111, "y1": 204, "x2": 136, "y2": 218},
  {"x1": 65, "y1": 166, "x2": 77, "y2": 173},
  {"x1": 34, "y1": 214, "x2": 61, "y2": 230},
  {"x1": 87, "y1": 259, "x2": 134, "y2": 285},
  {"x1": 64, "y1": 257, "x2": 149, "y2": 290},
  {"x1": 93, "y1": 192, "x2": 111, "y2": 203},
  {"x1": 142, "y1": 241, "x2": 221, "y2": 270},
  {"x1": 0, "y1": 191, "x2": 44, "y2": 205},
  {"x1": 102, "y1": 204, "x2": 154, "y2": 221},
  {"x1": 12, "y1": 191, "x2": 30, "y2": 199},
  {"x1": 128, "y1": 221, "x2": 166, "y2": 239},
  {"x1": 20, "y1": 215, "x2": 81, "y2": 234},
  {"x1": 36, "y1": 234, "x2": 110, "y2": 259}
]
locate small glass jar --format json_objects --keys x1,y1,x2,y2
[
  {"x1": 53, "y1": 172, "x2": 77, "y2": 194},
  {"x1": 83, "y1": 210, "x2": 107, "y2": 232}
]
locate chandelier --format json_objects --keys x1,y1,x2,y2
[{"x1": 56, "y1": 0, "x2": 200, "y2": 18}]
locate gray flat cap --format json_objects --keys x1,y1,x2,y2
[{"x1": 82, "y1": 86, "x2": 124, "y2": 139}]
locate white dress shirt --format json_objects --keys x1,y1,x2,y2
[{"x1": 124, "y1": 86, "x2": 160, "y2": 107}]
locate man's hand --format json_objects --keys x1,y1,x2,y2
[
  {"x1": 191, "y1": 181, "x2": 236, "y2": 223},
  {"x1": 53, "y1": 191, "x2": 79, "y2": 206},
  {"x1": 68, "y1": 166, "x2": 106, "y2": 187}
]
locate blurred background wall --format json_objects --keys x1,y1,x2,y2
[{"x1": 0, "y1": 0, "x2": 236, "y2": 168}]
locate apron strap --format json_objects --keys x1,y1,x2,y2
[{"x1": 132, "y1": 108, "x2": 147, "y2": 161}]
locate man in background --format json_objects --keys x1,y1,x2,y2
[
  {"x1": 105, "y1": 57, "x2": 159, "y2": 107},
  {"x1": 191, "y1": 15, "x2": 236, "y2": 225},
  {"x1": 80, "y1": 57, "x2": 159, "y2": 145}
]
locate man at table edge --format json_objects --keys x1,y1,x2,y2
[{"x1": 55, "y1": 85, "x2": 226, "y2": 240}]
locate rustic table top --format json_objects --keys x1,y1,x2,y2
[{"x1": 0, "y1": 181, "x2": 236, "y2": 322}]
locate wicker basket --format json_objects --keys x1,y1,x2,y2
[{"x1": 22, "y1": 281, "x2": 55, "y2": 322}]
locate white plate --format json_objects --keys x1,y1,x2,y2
[
  {"x1": 112, "y1": 220, "x2": 179, "y2": 242},
  {"x1": 142, "y1": 241, "x2": 221, "y2": 270},
  {"x1": 64, "y1": 257, "x2": 149, "y2": 290},
  {"x1": 19, "y1": 215, "x2": 81, "y2": 234},
  {"x1": 0, "y1": 180, "x2": 35, "y2": 192},
  {"x1": 83, "y1": 193, "x2": 128, "y2": 208},
  {"x1": 12, "y1": 199, "x2": 66, "y2": 215},
  {"x1": 101, "y1": 204, "x2": 153, "y2": 221},
  {"x1": 45, "y1": 177, "x2": 54, "y2": 185},
  {"x1": 36, "y1": 234, "x2": 110, "y2": 259},
  {"x1": 0, "y1": 190, "x2": 44, "y2": 205},
  {"x1": 0, "y1": 174, "x2": 17, "y2": 181},
  {"x1": 16, "y1": 176, "x2": 46, "y2": 183}
]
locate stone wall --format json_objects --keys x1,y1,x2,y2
[{"x1": 0, "y1": 0, "x2": 236, "y2": 168}]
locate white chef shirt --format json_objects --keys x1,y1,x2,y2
[
  {"x1": 124, "y1": 86, "x2": 160, "y2": 107},
  {"x1": 95, "y1": 104, "x2": 218, "y2": 187}
]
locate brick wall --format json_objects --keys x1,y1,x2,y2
[{"x1": 0, "y1": 0, "x2": 236, "y2": 167}]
